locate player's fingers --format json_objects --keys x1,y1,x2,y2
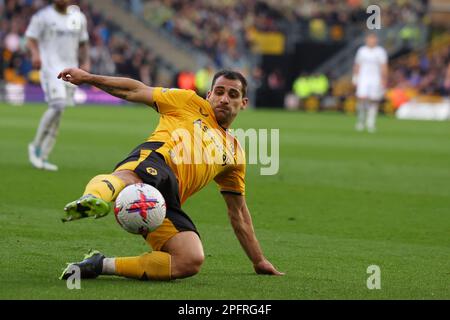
[
  {"x1": 273, "y1": 269, "x2": 285, "y2": 276},
  {"x1": 264, "y1": 266, "x2": 284, "y2": 275},
  {"x1": 58, "y1": 70, "x2": 66, "y2": 79},
  {"x1": 59, "y1": 73, "x2": 69, "y2": 81},
  {"x1": 255, "y1": 264, "x2": 284, "y2": 275},
  {"x1": 58, "y1": 70, "x2": 73, "y2": 81},
  {"x1": 259, "y1": 269, "x2": 284, "y2": 276}
]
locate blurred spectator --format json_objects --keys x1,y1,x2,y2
[
  {"x1": 176, "y1": 71, "x2": 196, "y2": 91},
  {"x1": 265, "y1": 68, "x2": 285, "y2": 107},
  {"x1": 129, "y1": 0, "x2": 143, "y2": 17},
  {"x1": 293, "y1": 74, "x2": 310, "y2": 100},
  {"x1": 309, "y1": 73, "x2": 329, "y2": 96},
  {"x1": 248, "y1": 66, "x2": 264, "y2": 107},
  {"x1": 89, "y1": 34, "x2": 116, "y2": 76},
  {"x1": 195, "y1": 65, "x2": 214, "y2": 97},
  {"x1": 444, "y1": 63, "x2": 450, "y2": 97},
  {"x1": 309, "y1": 18, "x2": 327, "y2": 41},
  {"x1": 292, "y1": 73, "x2": 329, "y2": 100}
]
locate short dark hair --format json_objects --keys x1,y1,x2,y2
[{"x1": 211, "y1": 70, "x2": 248, "y2": 97}]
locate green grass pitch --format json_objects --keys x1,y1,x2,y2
[{"x1": 0, "y1": 103, "x2": 449, "y2": 299}]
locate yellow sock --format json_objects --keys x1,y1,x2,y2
[
  {"x1": 115, "y1": 251, "x2": 171, "y2": 281},
  {"x1": 83, "y1": 174, "x2": 126, "y2": 202}
]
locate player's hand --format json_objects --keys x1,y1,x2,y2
[
  {"x1": 254, "y1": 259, "x2": 285, "y2": 276},
  {"x1": 58, "y1": 68, "x2": 89, "y2": 85},
  {"x1": 31, "y1": 55, "x2": 41, "y2": 69}
]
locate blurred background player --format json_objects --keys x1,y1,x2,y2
[
  {"x1": 353, "y1": 33, "x2": 388, "y2": 133},
  {"x1": 26, "y1": 0, "x2": 90, "y2": 171}
]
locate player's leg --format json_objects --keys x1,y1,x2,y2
[
  {"x1": 365, "y1": 83, "x2": 383, "y2": 133},
  {"x1": 62, "y1": 145, "x2": 204, "y2": 280},
  {"x1": 366, "y1": 100, "x2": 379, "y2": 133},
  {"x1": 355, "y1": 83, "x2": 369, "y2": 131},
  {"x1": 355, "y1": 98, "x2": 367, "y2": 131},
  {"x1": 107, "y1": 151, "x2": 204, "y2": 280},
  {"x1": 61, "y1": 225, "x2": 203, "y2": 281},
  {"x1": 38, "y1": 101, "x2": 64, "y2": 171},
  {"x1": 40, "y1": 115, "x2": 60, "y2": 162},
  {"x1": 160, "y1": 231, "x2": 205, "y2": 278},
  {"x1": 41, "y1": 84, "x2": 78, "y2": 170},
  {"x1": 29, "y1": 73, "x2": 69, "y2": 170},
  {"x1": 60, "y1": 149, "x2": 203, "y2": 281},
  {"x1": 62, "y1": 143, "x2": 154, "y2": 221},
  {"x1": 28, "y1": 99, "x2": 64, "y2": 169},
  {"x1": 62, "y1": 170, "x2": 139, "y2": 222},
  {"x1": 104, "y1": 230, "x2": 203, "y2": 280}
]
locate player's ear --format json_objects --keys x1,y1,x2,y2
[
  {"x1": 241, "y1": 97, "x2": 249, "y2": 110},
  {"x1": 206, "y1": 91, "x2": 212, "y2": 99}
]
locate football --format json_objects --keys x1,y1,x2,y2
[{"x1": 114, "y1": 183, "x2": 166, "y2": 235}]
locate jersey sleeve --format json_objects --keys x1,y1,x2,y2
[
  {"x1": 25, "y1": 13, "x2": 43, "y2": 40},
  {"x1": 152, "y1": 87, "x2": 196, "y2": 115},
  {"x1": 214, "y1": 163, "x2": 246, "y2": 196}
]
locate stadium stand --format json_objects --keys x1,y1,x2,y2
[{"x1": 1, "y1": 0, "x2": 449, "y2": 111}]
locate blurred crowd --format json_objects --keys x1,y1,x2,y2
[
  {"x1": 271, "y1": 0, "x2": 428, "y2": 26},
  {"x1": 295, "y1": 0, "x2": 428, "y2": 42},
  {"x1": 124, "y1": 0, "x2": 429, "y2": 57},
  {"x1": 1, "y1": 0, "x2": 448, "y2": 111},
  {"x1": 124, "y1": 0, "x2": 284, "y2": 69},
  {"x1": 0, "y1": 0, "x2": 160, "y2": 91},
  {"x1": 389, "y1": 37, "x2": 450, "y2": 96}
]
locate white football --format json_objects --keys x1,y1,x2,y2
[{"x1": 114, "y1": 183, "x2": 166, "y2": 235}]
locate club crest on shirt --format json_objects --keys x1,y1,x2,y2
[{"x1": 146, "y1": 167, "x2": 158, "y2": 176}]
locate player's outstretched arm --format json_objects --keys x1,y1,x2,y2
[
  {"x1": 222, "y1": 193, "x2": 285, "y2": 276},
  {"x1": 58, "y1": 68, "x2": 155, "y2": 106}
]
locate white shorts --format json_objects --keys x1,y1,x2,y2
[
  {"x1": 41, "y1": 71, "x2": 76, "y2": 106},
  {"x1": 356, "y1": 80, "x2": 384, "y2": 101}
]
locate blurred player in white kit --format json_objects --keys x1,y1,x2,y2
[
  {"x1": 353, "y1": 33, "x2": 388, "y2": 133},
  {"x1": 26, "y1": 0, "x2": 90, "y2": 171}
]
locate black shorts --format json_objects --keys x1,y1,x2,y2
[{"x1": 114, "y1": 142, "x2": 199, "y2": 248}]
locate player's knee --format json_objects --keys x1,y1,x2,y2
[
  {"x1": 49, "y1": 99, "x2": 66, "y2": 112},
  {"x1": 184, "y1": 256, "x2": 205, "y2": 277},
  {"x1": 176, "y1": 252, "x2": 205, "y2": 278},
  {"x1": 112, "y1": 170, "x2": 142, "y2": 186}
]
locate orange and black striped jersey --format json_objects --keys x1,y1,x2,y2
[{"x1": 148, "y1": 88, "x2": 246, "y2": 204}]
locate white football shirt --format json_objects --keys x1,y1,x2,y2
[
  {"x1": 354, "y1": 45, "x2": 387, "y2": 85},
  {"x1": 25, "y1": 5, "x2": 88, "y2": 76}
]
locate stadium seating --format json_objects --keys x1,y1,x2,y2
[{"x1": 1, "y1": 0, "x2": 448, "y2": 109}]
